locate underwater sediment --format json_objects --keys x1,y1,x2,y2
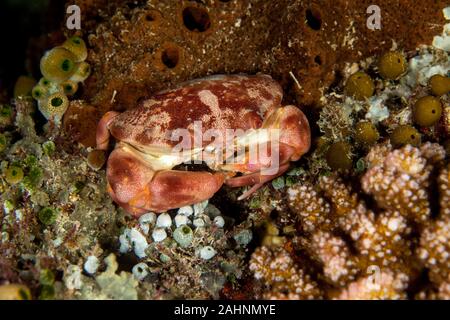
[{"x1": 0, "y1": 0, "x2": 450, "y2": 300}]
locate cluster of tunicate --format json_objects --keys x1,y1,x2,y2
[
  {"x1": 119, "y1": 200, "x2": 231, "y2": 265},
  {"x1": 31, "y1": 36, "x2": 91, "y2": 123},
  {"x1": 314, "y1": 46, "x2": 449, "y2": 177}
]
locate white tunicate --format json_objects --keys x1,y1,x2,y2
[
  {"x1": 83, "y1": 256, "x2": 99, "y2": 275},
  {"x1": 139, "y1": 212, "x2": 156, "y2": 234},
  {"x1": 156, "y1": 213, "x2": 172, "y2": 228},
  {"x1": 177, "y1": 206, "x2": 193, "y2": 216},
  {"x1": 202, "y1": 214, "x2": 211, "y2": 225},
  {"x1": 132, "y1": 263, "x2": 149, "y2": 281},
  {"x1": 173, "y1": 225, "x2": 194, "y2": 248},
  {"x1": 199, "y1": 246, "x2": 216, "y2": 260},
  {"x1": 174, "y1": 214, "x2": 189, "y2": 227},
  {"x1": 444, "y1": 6, "x2": 450, "y2": 19},
  {"x1": 366, "y1": 95, "x2": 389, "y2": 123},
  {"x1": 129, "y1": 228, "x2": 149, "y2": 258},
  {"x1": 205, "y1": 204, "x2": 221, "y2": 218},
  {"x1": 119, "y1": 229, "x2": 132, "y2": 254},
  {"x1": 14, "y1": 209, "x2": 23, "y2": 221},
  {"x1": 159, "y1": 253, "x2": 171, "y2": 263},
  {"x1": 213, "y1": 216, "x2": 225, "y2": 228},
  {"x1": 233, "y1": 229, "x2": 253, "y2": 246},
  {"x1": 64, "y1": 265, "x2": 82, "y2": 290},
  {"x1": 193, "y1": 218, "x2": 206, "y2": 228},
  {"x1": 193, "y1": 200, "x2": 209, "y2": 216},
  {"x1": 152, "y1": 228, "x2": 167, "y2": 242},
  {"x1": 52, "y1": 237, "x2": 63, "y2": 248}
]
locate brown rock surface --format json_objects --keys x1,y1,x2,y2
[{"x1": 65, "y1": 0, "x2": 447, "y2": 145}]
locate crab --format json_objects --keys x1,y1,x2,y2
[{"x1": 96, "y1": 74, "x2": 310, "y2": 216}]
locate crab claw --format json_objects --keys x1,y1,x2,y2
[
  {"x1": 137, "y1": 170, "x2": 225, "y2": 213},
  {"x1": 106, "y1": 146, "x2": 225, "y2": 216},
  {"x1": 96, "y1": 111, "x2": 120, "y2": 150},
  {"x1": 224, "y1": 105, "x2": 310, "y2": 199}
]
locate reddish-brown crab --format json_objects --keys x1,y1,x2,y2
[{"x1": 97, "y1": 74, "x2": 310, "y2": 216}]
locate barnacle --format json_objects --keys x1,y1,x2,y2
[
  {"x1": 344, "y1": 72, "x2": 374, "y2": 100},
  {"x1": 378, "y1": 51, "x2": 408, "y2": 80},
  {"x1": 413, "y1": 96, "x2": 442, "y2": 126}
]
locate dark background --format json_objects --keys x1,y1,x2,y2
[{"x1": 0, "y1": 0, "x2": 65, "y2": 93}]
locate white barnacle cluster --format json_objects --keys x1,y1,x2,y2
[{"x1": 118, "y1": 200, "x2": 231, "y2": 280}]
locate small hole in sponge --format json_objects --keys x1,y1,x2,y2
[
  {"x1": 161, "y1": 46, "x2": 179, "y2": 69},
  {"x1": 183, "y1": 6, "x2": 211, "y2": 32},
  {"x1": 146, "y1": 13, "x2": 155, "y2": 21},
  {"x1": 306, "y1": 9, "x2": 321, "y2": 30},
  {"x1": 314, "y1": 55, "x2": 322, "y2": 65}
]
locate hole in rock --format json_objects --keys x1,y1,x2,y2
[
  {"x1": 306, "y1": 9, "x2": 321, "y2": 30},
  {"x1": 183, "y1": 6, "x2": 211, "y2": 32},
  {"x1": 161, "y1": 46, "x2": 179, "y2": 68}
]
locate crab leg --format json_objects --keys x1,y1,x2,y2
[
  {"x1": 96, "y1": 111, "x2": 120, "y2": 150},
  {"x1": 223, "y1": 105, "x2": 310, "y2": 200},
  {"x1": 226, "y1": 163, "x2": 290, "y2": 200}
]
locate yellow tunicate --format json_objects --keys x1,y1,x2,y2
[
  {"x1": 32, "y1": 85, "x2": 48, "y2": 101},
  {"x1": 378, "y1": 51, "x2": 408, "y2": 80},
  {"x1": 39, "y1": 77, "x2": 52, "y2": 87},
  {"x1": 345, "y1": 72, "x2": 375, "y2": 100},
  {"x1": 70, "y1": 62, "x2": 91, "y2": 83},
  {"x1": 429, "y1": 74, "x2": 450, "y2": 96},
  {"x1": 390, "y1": 125, "x2": 421, "y2": 148},
  {"x1": 0, "y1": 284, "x2": 31, "y2": 300},
  {"x1": 13, "y1": 76, "x2": 36, "y2": 98},
  {"x1": 62, "y1": 36, "x2": 88, "y2": 62},
  {"x1": 39, "y1": 92, "x2": 69, "y2": 120},
  {"x1": 5, "y1": 166, "x2": 24, "y2": 185},
  {"x1": 326, "y1": 141, "x2": 353, "y2": 170},
  {"x1": 413, "y1": 96, "x2": 442, "y2": 127},
  {"x1": 40, "y1": 47, "x2": 77, "y2": 82},
  {"x1": 354, "y1": 121, "x2": 380, "y2": 146},
  {"x1": 61, "y1": 80, "x2": 79, "y2": 96}
]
